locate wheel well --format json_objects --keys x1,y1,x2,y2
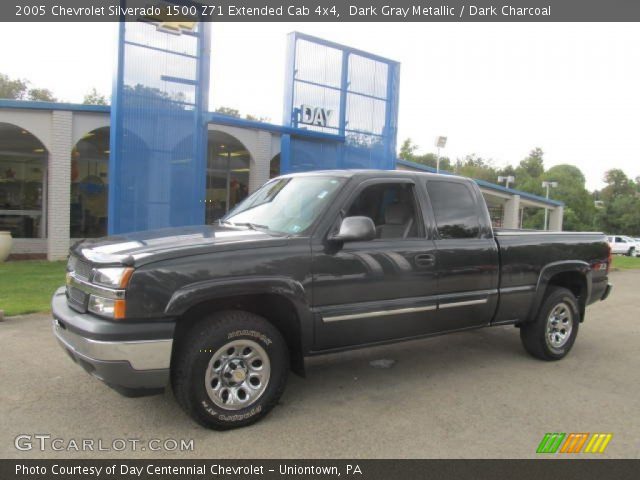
[
  {"x1": 172, "y1": 294, "x2": 305, "y2": 376},
  {"x1": 547, "y1": 271, "x2": 587, "y2": 320}
]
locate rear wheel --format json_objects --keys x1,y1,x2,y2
[
  {"x1": 520, "y1": 287, "x2": 580, "y2": 361},
  {"x1": 171, "y1": 310, "x2": 289, "y2": 430},
  {"x1": 628, "y1": 247, "x2": 635, "y2": 257}
]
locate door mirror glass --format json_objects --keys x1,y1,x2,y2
[{"x1": 330, "y1": 216, "x2": 376, "y2": 242}]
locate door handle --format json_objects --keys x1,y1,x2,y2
[{"x1": 414, "y1": 253, "x2": 435, "y2": 267}]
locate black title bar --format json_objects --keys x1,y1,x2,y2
[
  {"x1": 3, "y1": 0, "x2": 640, "y2": 22},
  {"x1": 2, "y1": 459, "x2": 640, "y2": 480}
]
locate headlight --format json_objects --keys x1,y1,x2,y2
[
  {"x1": 88, "y1": 295, "x2": 126, "y2": 319},
  {"x1": 91, "y1": 267, "x2": 134, "y2": 288}
]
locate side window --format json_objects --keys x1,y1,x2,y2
[
  {"x1": 615, "y1": 237, "x2": 623, "y2": 243},
  {"x1": 345, "y1": 183, "x2": 422, "y2": 239},
  {"x1": 427, "y1": 181, "x2": 481, "y2": 239}
]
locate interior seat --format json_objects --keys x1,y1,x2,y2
[{"x1": 376, "y1": 203, "x2": 414, "y2": 239}]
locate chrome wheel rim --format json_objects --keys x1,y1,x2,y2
[
  {"x1": 546, "y1": 302, "x2": 573, "y2": 349},
  {"x1": 204, "y1": 339, "x2": 270, "y2": 410}
]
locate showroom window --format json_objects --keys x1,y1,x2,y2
[
  {"x1": 0, "y1": 123, "x2": 47, "y2": 238},
  {"x1": 70, "y1": 127, "x2": 109, "y2": 238}
]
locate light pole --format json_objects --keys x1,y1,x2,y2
[
  {"x1": 435, "y1": 136, "x2": 447, "y2": 173},
  {"x1": 497, "y1": 175, "x2": 515, "y2": 189},
  {"x1": 541, "y1": 181, "x2": 558, "y2": 230}
]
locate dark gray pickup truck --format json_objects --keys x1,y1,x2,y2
[{"x1": 52, "y1": 170, "x2": 612, "y2": 429}]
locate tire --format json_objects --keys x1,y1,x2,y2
[
  {"x1": 628, "y1": 247, "x2": 635, "y2": 257},
  {"x1": 171, "y1": 310, "x2": 289, "y2": 430},
  {"x1": 520, "y1": 287, "x2": 580, "y2": 361}
]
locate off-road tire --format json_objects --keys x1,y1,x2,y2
[
  {"x1": 171, "y1": 310, "x2": 289, "y2": 430},
  {"x1": 520, "y1": 287, "x2": 580, "y2": 361}
]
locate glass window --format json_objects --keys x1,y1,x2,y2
[
  {"x1": 0, "y1": 123, "x2": 46, "y2": 238},
  {"x1": 206, "y1": 131, "x2": 250, "y2": 223},
  {"x1": 427, "y1": 181, "x2": 481, "y2": 239},
  {"x1": 70, "y1": 127, "x2": 109, "y2": 238},
  {"x1": 345, "y1": 183, "x2": 421, "y2": 239},
  {"x1": 225, "y1": 176, "x2": 344, "y2": 235}
]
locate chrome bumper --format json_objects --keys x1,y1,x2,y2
[
  {"x1": 53, "y1": 319, "x2": 173, "y2": 371},
  {"x1": 51, "y1": 287, "x2": 172, "y2": 396}
]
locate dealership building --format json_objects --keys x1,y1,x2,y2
[{"x1": 0, "y1": 26, "x2": 563, "y2": 260}]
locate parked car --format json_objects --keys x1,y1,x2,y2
[
  {"x1": 634, "y1": 239, "x2": 640, "y2": 257},
  {"x1": 52, "y1": 170, "x2": 613, "y2": 430},
  {"x1": 607, "y1": 235, "x2": 637, "y2": 256}
]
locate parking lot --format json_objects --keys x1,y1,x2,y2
[{"x1": 1, "y1": 270, "x2": 638, "y2": 459}]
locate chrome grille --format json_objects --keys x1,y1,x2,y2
[{"x1": 67, "y1": 285, "x2": 88, "y2": 312}]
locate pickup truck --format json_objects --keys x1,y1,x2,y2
[{"x1": 52, "y1": 170, "x2": 613, "y2": 430}]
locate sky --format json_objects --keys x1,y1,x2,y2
[{"x1": 2, "y1": 22, "x2": 639, "y2": 191}]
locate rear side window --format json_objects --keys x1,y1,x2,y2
[{"x1": 427, "y1": 181, "x2": 481, "y2": 239}]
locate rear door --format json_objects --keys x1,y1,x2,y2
[{"x1": 425, "y1": 179, "x2": 499, "y2": 330}]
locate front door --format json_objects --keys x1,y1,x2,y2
[{"x1": 311, "y1": 178, "x2": 439, "y2": 350}]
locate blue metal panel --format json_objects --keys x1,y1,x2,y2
[
  {"x1": 281, "y1": 32, "x2": 400, "y2": 174},
  {"x1": 108, "y1": 4, "x2": 210, "y2": 235}
]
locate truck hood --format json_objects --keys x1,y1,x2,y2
[{"x1": 70, "y1": 225, "x2": 287, "y2": 266}]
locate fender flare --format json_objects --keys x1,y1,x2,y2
[
  {"x1": 527, "y1": 260, "x2": 592, "y2": 322},
  {"x1": 164, "y1": 276, "x2": 313, "y2": 357}
]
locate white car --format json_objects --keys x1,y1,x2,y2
[
  {"x1": 607, "y1": 235, "x2": 637, "y2": 256},
  {"x1": 634, "y1": 238, "x2": 640, "y2": 257}
]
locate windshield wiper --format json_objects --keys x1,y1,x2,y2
[{"x1": 219, "y1": 219, "x2": 270, "y2": 231}]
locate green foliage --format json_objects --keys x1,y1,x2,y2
[
  {"x1": 397, "y1": 140, "x2": 637, "y2": 233},
  {"x1": 83, "y1": 87, "x2": 108, "y2": 105},
  {"x1": 0, "y1": 72, "x2": 58, "y2": 102},
  {"x1": 0, "y1": 73, "x2": 28, "y2": 99},
  {"x1": 215, "y1": 106, "x2": 241, "y2": 117},
  {"x1": 398, "y1": 138, "x2": 452, "y2": 170},
  {"x1": 27, "y1": 88, "x2": 56, "y2": 102},
  {"x1": 595, "y1": 169, "x2": 640, "y2": 235}
]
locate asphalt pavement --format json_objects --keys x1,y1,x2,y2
[{"x1": 1, "y1": 270, "x2": 638, "y2": 459}]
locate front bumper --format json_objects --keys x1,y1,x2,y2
[{"x1": 51, "y1": 287, "x2": 174, "y2": 397}]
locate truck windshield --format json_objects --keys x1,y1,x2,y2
[{"x1": 222, "y1": 176, "x2": 345, "y2": 235}]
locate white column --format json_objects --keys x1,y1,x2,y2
[
  {"x1": 549, "y1": 206, "x2": 564, "y2": 231},
  {"x1": 503, "y1": 194, "x2": 520, "y2": 229},
  {"x1": 47, "y1": 111, "x2": 72, "y2": 260},
  {"x1": 249, "y1": 131, "x2": 272, "y2": 193}
]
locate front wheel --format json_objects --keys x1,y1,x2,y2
[
  {"x1": 520, "y1": 287, "x2": 580, "y2": 361},
  {"x1": 171, "y1": 310, "x2": 289, "y2": 430},
  {"x1": 628, "y1": 247, "x2": 635, "y2": 257}
]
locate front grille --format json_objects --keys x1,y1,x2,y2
[
  {"x1": 67, "y1": 285, "x2": 88, "y2": 312},
  {"x1": 74, "y1": 260, "x2": 93, "y2": 281}
]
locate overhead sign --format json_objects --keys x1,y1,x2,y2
[{"x1": 299, "y1": 105, "x2": 333, "y2": 127}]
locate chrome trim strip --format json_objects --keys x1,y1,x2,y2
[
  {"x1": 495, "y1": 230, "x2": 603, "y2": 236},
  {"x1": 67, "y1": 273, "x2": 126, "y2": 300},
  {"x1": 323, "y1": 305, "x2": 437, "y2": 323},
  {"x1": 53, "y1": 320, "x2": 172, "y2": 370},
  {"x1": 439, "y1": 298, "x2": 488, "y2": 309},
  {"x1": 500, "y1": 285, "x2": 536, "y2": 293}
]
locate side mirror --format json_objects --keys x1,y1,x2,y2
[{"x1": 330, "y1": 216, "x2": 376, "y2": 243}]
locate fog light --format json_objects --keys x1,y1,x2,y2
[{"x1": 88, "y1": 295, "x2": 126, "y2": 319}]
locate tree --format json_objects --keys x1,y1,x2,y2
[
  {"x1": 397, "y1": 137, "x2": 452, "y2": 170},
  {"x1": 0, "y1": 73, "x2": 28, "y2": 99},
  {"x1": 27, "y1": 88, "x2": 56, "y2": 102},
  {"x1": 0, "y1": 72, "x2": 58, "y2": 102},
  {"x1": 516, "y1": 148, "x2": 545, "y2": 180},
  {"x1": 543, "y1": 164, "x2": 596, "y2": 231},
  {"x1": 455, "y1": 154, "x2": 498, "y2": 182},
  {"x1": 83, "y1": 88, "x2": 108, "y2": 105},
  {"x1": 399, "y1": 138, "x2": 418, "y2": 162},
  {"x1": 595, "y1": 169, "x2": 640, "y2": 235},
  {"x1": 215, "y1": 106, "x2": 241, "y2": 118}
]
